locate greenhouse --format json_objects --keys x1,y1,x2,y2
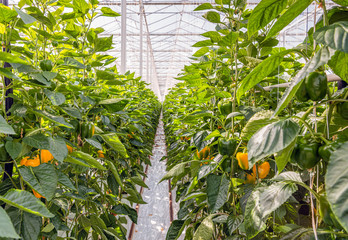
[{"x1": 0, "y1": 0, "x2": 347, "y2": 239}]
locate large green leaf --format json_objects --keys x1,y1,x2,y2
[
  {"x1": 241, "y1": 110, "x2": 278, "y2": 140},
  {"x1": 0, "y1": 115, "x2": 15, "y2": 135},
  {"x1": 194, "y1": 3, "x2": 213, "y2": 11},
  {"x1": 57, "y1": 171, "x2": 76, "y2": 191},
  {"x1": 0, "y1": 207, "x2": 20, "y2": 239},
  {"x1": 237, "y1": 49, "x2": 292, "y2": 102},
  {"x1": 32, "y1": 110, "x2": 73, "y2": 128},
  {"x1": 266, "y1": 0, "x2": 313, "y2": 40},
  {"x1": 70, "y1": 151, "x2": 106, "y2": 170},
  {"x1": 328, "y1": 50, "x2": 348, "y2": 81},
  {"x1": 166, "y1": 220, "x2": 186, "y2": 240},
  {"x1": 206, "y1": 174, "x2": 230, "y2": 213},
  {"x1": 0, "y1": 189, "x2": 54, "y2": 218},
  {"x1": 7, "y1": 207, "x2": 42, "y2": 240},
  {"x1": 15, "y1": 7, "x2": 36, "y2": 24},
  {"x1": 314, "y1": 21, "x2": 348, "y2": 53},
  {"x1": 247, "y1": 119, "x2": 300, "y2": 169},
  {"x1": 43, "y1": 89, "x2": 66, "y2": 106},
  {"x1": 0, "y1": 4, "x2": 18, "y2": 23},
  {"x1": 94, "y1": 36, "x2": 113, "y2": 52},
  {"x1": 275, "y1": 139, "x2": 296, "y2": 173},
  {"x1": 244, "y1": 172, "x2": 300, "y2": 238},
  {"x1": 100, "y1": 7, "x2": 120, "y2": 17},
  {"x1": 273, "y1": 47, "x2": 335, "y2": 116},
  {"x1": 48, "y1": 136, "x2": 68, "y2": 162},
  {"x1": 193, "y1": 215, "x2": 215, "y2": 240},
  {"x1": 247, "y1": 0, "x2": 287, "y2": 37},
  {"x1": 99, "y1": 98, "x2": 129, "y2": 112},
  {"x1": 325, "y1": 142, "x2": 348, "y2": 232},
  {"x1": 203, "y1": 11, "x2": 220, "y2": 23},
  {"x1": 23, "y1": 133, "x2": 50, "y2": 149},
  {"x1": 19, "y1": 164, "x2": 58, "y2": 201},
  {"x1": 0, "y1": 52, "x2": 28, "y2": 65},
  {"x1": 160, "y1": 162, "x2": 188, "y2": 183},
  {"x1": 100, "y1": 133, "x2": 128, "y2": 158},
  {"x1": 5, "y1": 140, "x2": 21, "y2": 159}
]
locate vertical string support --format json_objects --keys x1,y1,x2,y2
[{"x1": 120, "y1": 0, "x2": 127, "y2": 74}]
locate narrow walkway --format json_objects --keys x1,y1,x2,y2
[{"x1": 131, "y1": 117, "x2": 171, "y2": 240}]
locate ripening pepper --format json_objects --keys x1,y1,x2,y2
[
  {"x1": 305, "y1": 72, "x2": 327, "y2": 101},
  {"x1": 40, "y1": 149, "x2": 54, "y2": 163},
  {"x1": 236, "y1": 152, "x2": 248, "y2": 170},
  {"x1": 291, "y1": 137, "x2": 321, "y2": 169},
  {"x1": 253, "y1": 162, "x2": 270, "y2": 179},
  {"x1": 218, "y1": 138, "x2": 237, "y2": 156},
  {"x1": 196, "y1": 146, "x2": 210, "y2": 160}
]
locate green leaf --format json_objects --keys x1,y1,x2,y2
[
  {"x1": 193, "y1": 215, "x2": 215, "y2": 240},
  {"x1": 325, "y1": 142, "x2": 348, "y2": 232},
  {"x1": 241, "y1": 110, "x2": 278, "y2": 140},
  {"x1": 15, "y1": 7, "x2": 36, "y2": 24},
  {"x1": 5, "y1": 141, "x2": 21, "y2": 159},
  {"x1": 0, "y1": 5, "x2": 18, "y2": 23},
  {"x1": 99, "y1": 98, "x2": 129, "y2": 112},
  {"x1": 193, "y1": 47, "x2": 209, "y2": 57},
  {"x1": 0, "y1": 207, "x2": 20, "y2": 239},
  {"x1": 32, "y1": 110, "x2": 73, "y2": 128},
  {"x1": 247, "y1": 0, "x2": 287, "y2": 37},
  {"x1": 101, "y1": 7, "x2": 120, "y2": 17},
  {"x1": 73, "y1": 0, "x2": 89, "y2": 14},
  {"x1": 0, "y1": 52, "x2": 27, "y2": 64},
  {"x1": 61, "y1": 57, "x2": 85, "y2": 69},
  {"x1": 204, "y1": 11, "x2": 220, "y2": 23},
  {"x1": 193, "y1": 130, "x2": 210, "y2": 151},
  {"x1": 43, "y1": 89, "x2": 65, "y2": 106},
  {"x1": 0, "y1": 67, "x2": 21, "y2": 81},
  {"x1": 204, "y1": 130, "x2": 221, "y2": 141},
  {"x1": 125, "y1": 187, "x2": 146, "y2": 204},
  {"x1": 7, "y1": 207, "x2": 42, "y2": 240},
  {"x1": 160, "y1": 162, "x2": 187, "y2": 183},
  {"x1": 113, "y1": 203, "x2": 138, "y2": 224},
  {"x1": 106, "y1": 160, "x2": 124, "y2": 191},
  {"x1": 244, "y1": 171, "x2": 299, "y2": 238},
  {"x1": 94, "y1": 36, "x2": 113, "y2": 52},
  {"x1": 48, "y1": 136, "x2": 68, "y2": 162},
  {"x1": 328, "y1": 50, "x2": 348, "y2": 80},
  {"x1": 166, "y1": 220, "x2": 186, "y2": 240},
  {"x1": 70, "y1": 151, "x2": 106, "y2": 170},
  {"x1": 0, "y1": 189, "x2": 54, "y2": 218},
  {"x1": 266, "y1": 0, "x2": 313, "y2": 40},
  {"x1": 85, "y1": 138, "x2": 103, "y2": 150},
  {"x1": 314, "y1": 21, "x2": 348, "y2": 53},
  {"x1": 247, "y1": 119, "x2": 300, "y2": 169},
  {"x1": 23, "y1": 133, "x2": 50, "y2": 149},
  {"x1": 275, "y1": 139, "x2": 296, "y2": 173},
  {"x1": 20, "y1": 164, "x2": 58, "y2": 201},
  {"x1": 194, "y1": 3, "x2": 214, "y2": 11},
  {"x1": 192, "y1": 40, "x2": 213, "y2": 48},
  {"x1": 227, "y1": 215, "x2": 243, "y2": 235},
  {"x1": 237, "y1": 49, "x2": 292, "y2": 102},
  {"x1": 206, "y1": 174, "x2": 230, "y2": 212},
  {"x1": 201, "y1": 31, "x2": 221, "y2": 43},
  {"x1": 60, "y1": 107, "x2": 82, "y2": 120},
  {"x1": 100, "y1": 133, "x2": 128, "y2": 158},
  {"x1": 57, "y1": 171, "x2": 76, "y2": 191},
  {"x1": 129, "y1": 175, "x2": 148, "y2": 188},
  {"x1": 0, "y1": 115, "x2": 15, "y2": 135},
  {"x1": 273, "y1": 47, "x2": 335, "y2": 116}
]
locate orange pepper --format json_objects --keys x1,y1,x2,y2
[
  {"x1": 245, "y1": 173, "x2": 256, "y2": 184},
  {"x1": 32, "y1": 189, "x2": 44, "y2": 199},
  {"x1": 253, "y1": 162, "x2": 270, "y2": 179},
  {"x1": 20, "y1": 156, "x2": 30, "y2": 166},
  {"x1": 25, "y1": 155, "x2": 41, "y2": 167},
  {"x1": 40, "y1": 149, "x2": 54, "y2": 163},
  {"x1": 98, "y1": 150, "x2": 105, "y2": 158},
  {"x1": 236, "y1": 152, "x2": 248, "y2": 170},
  {"x1": 66, "y1": 145, "x2": 73, "y2": 154}
]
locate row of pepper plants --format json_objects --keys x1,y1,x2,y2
[
  {"x1": 162, "y1": 0, "x2": 348, "y2": 239},
  {"x1": 0, "y1": 0, "x2": 161, "y2": 239}
]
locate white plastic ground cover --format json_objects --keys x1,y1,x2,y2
[{"x1": 132, "y1": 118, "x2": 171, "y2": 240}]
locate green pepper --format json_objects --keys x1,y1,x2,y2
[
  {"x1": 291, "y1": 136, "x2": 321, "y2": 169},
  {"x1": 337, "y1": 101, "x2": 348, "y2": 120},
  {"x1": 218, "y1": 99, "x2": 232, "y2": 116},
  {"x1": 218, "y1": 138, "x2": 237, "y2": 156},
  {"x1": 295, "y1": 80, "x2": 310, "y2": 102},
  {"x1": 305, "y1": 72, "x2": 327, "y2": 101},
  {"x1": 39, "y1": 60, "x2": 53, "y2": 71}
]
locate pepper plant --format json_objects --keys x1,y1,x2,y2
[
  {"x1": 0, "y1": 0, "x2": 161, "y2": 239},
  {"x1": 163, "y1": 0, "x2": 348, "y2": 239}
]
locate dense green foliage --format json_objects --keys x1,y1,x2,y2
[
  {"x1": 0, "y1": 0, "x2": 161, "y2": 239},
  {"x1": 163, "y1": 0, "x2": 348, "y2": 239}
]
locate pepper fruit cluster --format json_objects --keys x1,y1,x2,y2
[{"x1": 296, "y1": 72, "x2": 327, "y2": 102}]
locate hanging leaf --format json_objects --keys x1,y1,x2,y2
[
  {"x1": 32, "y1": 110, "x2": 74, "y2": 128},
  {"x1": 0, "y1": 115, "x2": 15, "y2": 135},
  {"x1": 328, "y1": 50, "x2": 348, "y2": 81},
  {"x1": 160, "y1": 162, "x2": 188, "y2": 183},
  {"x1": 0, "y1": 207, "x2": 20, "y2": 239},
  {"x1": 23, "y1": 133, "x2": 50, "y2": 149},
  {"x1": 43, "y1": 89, "x2": 66, "y2": 106},
  {"x1": 237, "y1": 49, "x2": 292, "y2": 102},
  {"x1": 194, "y1": 3, "x2": 214, "y2": 11},
  {"x1": 266, "y1": 0, "x2": 314, "y2": 40},
  {"x1": 247, "y1": 0, "x2": 288, "y2": 37},
  {"x1": 241, "y1": 110, "x2": 278, "y2": 140},
  {"x1": 100, "y1": 7, "x2": 120, "y2": 17},
  {"x1": 247, "y1": 119, "x2": 300, "y2": 168},
  {"x1": 5, "y1": 141, "x2": 22, "y2": 159},
  {"x1": 273, "y1": 47, "x2": 335, "y2": 116},
  {"x1": 48, "y1": 136, "x2": 68, "y2": 162},
  {"x1": 206, "y1": 174, "x2": 230, "y2": 212},
  {"x1": 314, "y1": 21, "x2": 348, "y2": 53},
  {"x1": 70, "y1": 151, "x2": 106, "y2": 170},
  {"x1": 0, "y1": 189, "x2": 54, "y2": 218},
  {"x1": 57, "y1": 171, "x2": 77, "y2": 191},
  {"x1": 99, "y1": 133, "x2": 128, "y2": 158},
  {"x1": 325, "y1": 142, "x2": 348, "y2": 232},
  {"x1": 204, "y1": 11, "x2": 220, "y2": 23},
  {"x1": 193, "y1": 215, "x2": 215, "y2": 240},
  {"x1": 166, "y1": 220, "x2": 186, "y2": 240},
  {"x1": 15, "y1": 7, "x2": 36, "y2": 24}
]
